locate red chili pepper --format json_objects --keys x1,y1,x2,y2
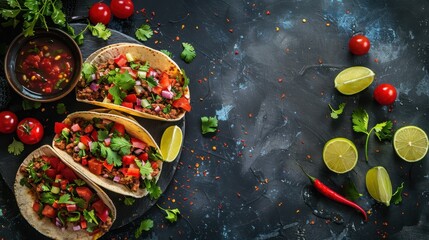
[{"x1": 299, "y1": 165, "x2": 368, "y2": 221}]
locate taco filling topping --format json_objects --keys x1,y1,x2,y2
[
  {"x1": 76, "y1": 53, "x2": 191, "y2": 119},
  {"x1": 53, "y1": 117, "x2": 163, "y2": 195},
  {"x1": 19, "y1": 155, "x2": 113, "y2": 235}
]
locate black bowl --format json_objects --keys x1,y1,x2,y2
[{"x1": 4, "y1": 28, "x2": 82, "y2": 102}]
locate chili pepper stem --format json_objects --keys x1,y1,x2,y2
[{"x1": 296, "y1": 163, "x2": 316, "y2": 183}]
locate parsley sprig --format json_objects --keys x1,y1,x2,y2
[
  {"x1": 329, "y1": 103, "x2": 346, "y2": 119},
  {"x1": 352, "y1": 108, "x2": 393, "y2": 161}
]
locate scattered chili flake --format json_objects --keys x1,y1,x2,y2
[
  {"x1": 248, "y1": 113, "x2": 253, "y2": 118},
  {"x1": 234, "y1": 50, "x2": 239, "y2": 55},
  {"x1": 190, "y1": 202, "x2": 194, "y2": 205},
  {"x1": 212, "y1": 146, "x2": 217, "y2": 151},
  {"x1": 374, "y1": 58, "x2": 379, "y2": 63},
  {"x1": 229, "y1": 28, "x2": 234, "y2": 33},
  {"x1": 280, "y1": 93, "x2": 286, "y2": 99},
  {"x1": 278, "y1": 78, "x2": 283, "y2": 83},
  {"x1": 306, "y1": 154, "x2": 311, "y2": 159},
  {"x1": 226, "y1": 18, "x2": 230, "y2": 23},
  {"x1": 382, "y1": 222, "x2": 388, "y2": 226},
  {"x1": 172, "y1": 199, "x2": 176, "y2": 203},
  {"x1": 195, "y1": 163, "x2": 200, "y2": 168},
  {"x1": 265, "y1": 10, "x2": 271, "y2": 15},
  {"x1": 236, "y1": 192, "x2": 241, "y2": 198},
  {"x1": 140, "y1": 8, "x2": 146, "y2": 14},
  {"x1": 278, "y1": 202, "x2": 283, "y2": 207},
  {"x1": 41, "y1": 108, "x2": 46, "y2": 112},
  {"x1": 254, "y1": 185, "x2": 259, "y2": 191},
  {"x1": 215, "y1": 176, "x2": 221, "y2": 180},
  {"x1": 151, "y1": 11, "x2": 156, "y2": 16},
  {"x1": 326, "y1": 22, "x2": 331, "y2": 27},
  {"x1": 309, "y1": 219, "x2": 315, "y2": 225}
]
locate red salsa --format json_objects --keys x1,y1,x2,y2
[{"x1": 16, "y1": 37, "x2": 74, "y2": 94}]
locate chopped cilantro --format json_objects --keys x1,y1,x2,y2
[
  {"x1": 135, "y1": 24, "x2": 153, "y2": 41},
  {"x1": 108, "y1": 85, "x2": 126, "y2": 105},
  {"x1": 135, "y1": 219, "x2": 154, "y2": 238},
  {"x1": 146, "y1": 76, "x2": 158, "y2": 88},
  {"x1": 82, "y1": 63, "x2": 96, "y2": 82},
  {"x1": 181, "y1": 42, "x2": 196, "y2": 63},
  {"x1": 201, "y1": 116, "x2": 218, "y2": 134},
  {"x1": 124, "y1": 197, "x2": 135, "y2": 206},
  {"x1": 157, "y1": 205, "x2": 181, "y2": 223},
  {"x1": 392, "y1": 182, "x2": 405, "y2": 205},
  {"x1": 160, "y1": 50, "x2": 173, "y2": 58},
  {"x1": 58, "y1": 194, "x2": 75, "y2": 204},
  {"x1": 56, "y1": 103, "x2": 66, "y2": 114},
  {"x1": 135, "y1": 160, "x2": 153, "y2": 177},
  {"x1": 144, "y1": 179, "x2": 162, "y2": 200},
  {"x1": 88, "y1": 23, "x2": 111, "y2": 40},
  {"x1": 110, "y1": 137, "x2": 132, "y2": 156},
  {"x1": 83, "y1": 209, "x2": 98, "y2": 224},
  {"x1": 329, "y1": 103, "x2": 346, "y2": 119},
  {"x1": 22, "y1": 99, "x2": 41, "y2": 110},
  {"x1": 100, "y1": 144, "x2": 122, "y2": 167}
]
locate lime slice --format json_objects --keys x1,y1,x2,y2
[
  {"x1": 393, "y1": 126, "x2": 429, "y2": 162},
  {"x1": 160, "y1": 125, "x2": 183, "y2": 162},
  {"x1": 334, "y1": 66, "x2": 375, "y2": 95},
  {"x1": 322, "y1": 137, "x2": 358, "y2": 174},
  {"x1": 365, "y1": 166, "x2": 392, "y2": 206}
]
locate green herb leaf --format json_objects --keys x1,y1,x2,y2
[
  {"x1": 181, "y1": 42, "x2": 196, "y2": 63},
  {"x1": 0, "y1": 9, "x2": 20, "y2": 19},
  {"x1": 83, "y1": 209, "x2": 98, "y2": 224},
  {"x1": 8, "y1": 138, "x2": 24, "y2": 156},
  {"x1": 6, "y1": 0, "x2": 21, "y2": 8},
  {"x1": 352, "y1": 108, "x2": 369, "y2": 134},
  {"x1": 374, "y1": 121, "x2": 393, "y2": 141},
  {"x1": 88, "y1": 23, "x2": 111, "y2": 40},
  {"x1": 135, "y1": 160, "x2": 153, "y2": 177},
  {"x1": 329, "y1": 103, "x2": 346, "y2": 119},
  {"x1": 135, "y1": 219, "x2": 154, "y2": 238},
  {"x1": 343, "y1": 179, "x2": 363, "y2": 201},
  {"x1": 22, "y1": 99, "x2": 41, "y2": 110},
  {"x1": 58, "y1": 194, "x2": 75, "y2": 204},
  {"x1": 110, "y1": 71, "x2": 135, "y2": 91},
  {"x1": 82, "y1": 63, "x2": 96, "y2": 82},
  {"x1": 135, "y1": 24, "x2": 153, "y2": 41},
  {"x1": 392, "y1": 182, "x2": 404, "y2": 205},
  {"x1": 157, "y1": 205, "x2": 181, "y2": 223},
  {"x1": 51, "y1": 2, "x2": 66, "y2": 27},
  {"x1": 108, "y1": 85, "x2": 126, "y2": 105},
  {"x1": 160, "y1": 49, "x2": 172, "y2": 58},
  {"x1": 40, "y1": 192, "x2": 56, "y2": 205},
  {"x1": 100, "y1": 144, "x2": 122, "y2": 167},
  {"x1": 124, "y1": 197, "x2": 135, "y2": 206},
  {"x1": 97, "y1": 129, "x2": 109, "y2": 142},
  {"x1": 56, "y1": 103, "x2": 66, "y2": 114},
  {"x1": 146, "y1": 76, "x2": 158, "y2": 88},
  {"x1": 181, "y1": 68, "x2": 190, "y2": 88},
  {"x1": 201, "y1": 116, "x2": 218, "y2": 134},
  {"x1": 144, "y1": 179, "x2": 162, "y2": 200},
  {"x1": 110, "y1": 137, "x2": 132, "y2": 156}
]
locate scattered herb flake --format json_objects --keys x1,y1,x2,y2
[
  {"x1": 56, "y1": 103, "x2": 66, "y2": 114},
  {"x1": 160, "y1": 49, "x2": 173, "y2": 58},
  {"x1": 157, "y1": 205, "x2": 181, "y2": 223},
  {"x1": 8, "y1": 138, "x2": 24, "y2": 156},
  {"x1": 135, "y1": 24, "x2": 153, "y2": 42},
  {"x1": 343, "y1": 179, "x2": 363, "y2": 201},
  {"x1": 88, "y1": 23, "x2": 111, "y2": 40},
  {"x1": 124, "y1": 197, "x2": 136, "y2": 206},
  {"x1": 329, "y1": 103, "x2": 346, "y2": 119},
  {"x1": 22, "y1": 99, "x2": 41, "y2": 110},
  {"x1": 135, "y1": 219, "x2": 154, "y2": 238},
  {"x1": 392, "y1": 182, "x2": 404, "y2": 205}
]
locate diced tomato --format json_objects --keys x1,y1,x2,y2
[
  {"x1": 104, "y1": 138, "x2": 111, "y2": 147},
  {"x1": 111, "y1": 122, "x2": 125, "y2": 136},
  {"x1": 159, "y1": 72, "x2": 172, "y2": 89},
  {"x1": 92, "y1": 200, "x2": 110, "y2": 223},
  {"x1": 60, "y1": 179, "x2": 68, "y2": 190},
  {"x1": 45, "y1": 168, "x2": 57, "y2": 179},
  {"x1": 71, "y1": 123, "x2": 81, "y2": 132},
  {"x1": 152, "y1": 86, "x2": 163, "y2": 95},
  {"x1": 48, "y1": 156, "x2": 60, "y2": 170},
  {"x1": 45, "y1": 87, "x2": 52, "y2": 93},
  {"x1": 151, "y1": 161, "x2": 159, "y2": 170},
  {"x1": 56, "y1": 162, "x2": 66, "y2": 172},
  {"x1": 82, "y1": 157, "x2": 88, "y2": 166},
  {"x1": 107, "y1": 93, "x2": 113, "y2": 101},
  {"x1": 119, "y1": 168, "x2": 128, "y2": 175},
  {"x1": 134, "y1": 105, "x2": 142, "y2": 112},
  {"x1": 76, "y1": 186, "x2": 93, "y2": 202},
  {"x1": 88, "y1": 159, "x2": 103, "y2": 175},
  {"x1": 124, "y1": 94, "x2": 137, "y2": 103},
  {"x1": 120, "y1": 67, "x2": 137, "y2": 78},
  {"x1": 90, "y1": 130, "x2": 98, "y2": 141},
  {"x1": 52, "y1": 200, "x2": 59, "y2": 209},
  {"x1": 55, "y1": 174, "x2": 63, "y2": 181},
  {"x1": 80, "y1": 135, "x2": 92, "y2": 147},
  {"x1": 125, "y1": 168, "x2": 140, "y2": 177},
  {"x1": 122, "y1": 155, "x2": 136, "y2": 165},
  {"x1": 61, "y1": 167, "x2": 78, "y2": 181},
  {"x1": 84, "y1": 124, "x2": 94, "y2": 134},
  {"x1": 121, "y1": 101, "x2": 134, "y2": 109},
  {"x1": 80, "y1": 220, "x2": 87, "y2": 229},
  {"x1": 103, "y1": 161, "x2": 114, "y2": 172},
  {"x1": 172, "y1": 97, "x2": 191, "y2": 112},
  {"x1": 114, "y1": 54, "x2": 128, "y2": 67},
  {"x1": 138, "y1": 152, "x2": 148, "y2": 161},
  {"x1": 130, "y1": 137, "x2": 146, "y2": 149},
  {"x1": 66, "y1": 204, "x2": 77, "y2": 212},
  {"x1": 33, "y1": 202, "x2": 41, "y2": 212},
  {"x1": 41, "y1": 205, "x2": 56, "y2": 218},
  {"x1": 54, "y1": 122, "x2": 69, "y2": 134}
]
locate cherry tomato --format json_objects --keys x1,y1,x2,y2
[
  {"x1": 0, "y1": 111, "x2": 18, "y2": 134},
  {"x1": 17, "y1": 117, "x2": 44, "y2": 145},
  {"x1": 348, "y1": 35, "x2": 371, "y2": 55},
  {"x1": 89, "y1": 2, "x2": 111, "y2": 25},
  {"x1": 110, "y1": 0, "x2": 134, "y2": 19},
  {"x1": 374, "y1": 83, "x2": 397, "y2": 105}
]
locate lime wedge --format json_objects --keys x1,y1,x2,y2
[
  {"x1": 334, "y1": 66, "x2": 375, "y2": 95},
  {"x1": 393, "y1": 126, "x2": 429, "y2": 162},
  {"x1": 160, "y1": 125, "x2": 183, "y2": 162},
  {"x1": 322, "y1": 137, "x2": 358, "y2": 174},
  {"x1": 365, "y1": 166, "x2": 392, "y2": 206}
]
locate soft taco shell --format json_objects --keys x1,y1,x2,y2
[
  {"x1": 52, "y1": 111, "x2": 163, "y2": 198},
  {"x1": 14, "y1": 145, "x2": 116, "y2": 240},
  {"x1": 76, "y1": 43, "x2": 190, "y2": 122}
]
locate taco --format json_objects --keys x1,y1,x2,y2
[
  {"x1": 52, "y1": 111, "x2": 164, "y2": 198},
  {"x1": 14, "y1": 145, "x2": 116, "y2": 240},
  {"x1": 76, "y1": 43, "x2": 191, "y2": 121}
]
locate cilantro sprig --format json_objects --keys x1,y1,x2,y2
[
  {"x1": 181, "y1": 42, "x2": 196, "y2": 63},
  {"x1": 201, "y1": 116, "x2": 218, "y2": 134},
  {"x1": 135, "y1": 24, "x2": 153, "y2": 42},
  {"x1": 8, "y1": 138, "x2": 24, "y2": 156},
  {"x1": 392, "y1": 182, "x2": 404, "y2": 205},
  {"x1": 157, "y1": 205, "x2": 181, "y2": 223},
  {"x1": 135, "y1": 219, "x2": 154, "y2": 238},
  {"x1": 329, "y1": 103, "x2": 346, "y2": 119},
  {"x1": 352, "y1": 108, "x2": 393, "y2": 161}
]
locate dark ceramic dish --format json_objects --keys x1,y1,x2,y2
[{"x1": 4, "y1": 28, "x2": 82, "y2": 102}]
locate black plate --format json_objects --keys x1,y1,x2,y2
[{"x1": 0, "y1": 23, "x2": 183, "y2": 230}]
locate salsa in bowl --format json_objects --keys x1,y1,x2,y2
[{"x1": 4, "y1": 28, "x2": 82, "y2": 102}]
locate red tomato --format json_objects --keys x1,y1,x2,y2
[
  {"x1": 125, "y1": 167, "x2": 140, "y2": 177},
  {"x1": 54, "y1": 122, "x2": 69, "y2": 134},
  {"x1": 92, "y1": 200, "x2": 110, "y2": 222},
  {"x1": 80, "y1": 135, "x2": 92, "y2": 147},
  {"x1": 374, "y1": 83, "x2": 397, "y2": 105},
  {"x1": 172, "y1": 97, "x2": 192, "y2": 112},
  {"x1": 131, "y1": 137, "x2": 146, "y2": 149},
  {"x1": 138, "y1": 152, "x2": 148, "y2": 161},
  {"x1": 88, "y1": 159, "x2": 103, "y2": 175},
  {"x1": 122, "y1": 155, "x2": 136, "y2": 165},
  {"x1": 123, "y1": 94, "x2": 137, "y2": 103},
  {"x1": 103, "y1": 161, "x2": 114, "y2": 172},
  {"x1": 45, "y1": 168, "x2": 57, "y2": 179},
  {"x1": 76, "y1": 186, "x2": 93, "y2": 202},
  {"x1": 111, "y1": 122, "x2": 125, "y2": 136},
  {"x1": 121, "y1": 101, "x2": 134, "y2": 109},
  {"x1": 349, "y1": 35, "x2": 371, "y2": 55},
  {"x1": 41, "y1": 205, "x2": 56, "y2": 218},
  {"x1": 61, "y1": 167, "x2": 78, "y2": 181},
  {"x1": 89, "y1": 2, "x2": 111, "y2": 25},
  {"x1": 110, "y1": 0, "x2": 134, "y2": 19},
  {"x1": 32, "y1": 202, "x2": 41, "y2": 213},
  {"x1": 0, "y1": 111, "x2": 18, "y2": 134},
  {"x1": 16, "y1": 118, "x2": 44, "y2": 145},
  {"x1": 114, "y1": 54, "x2": 128, "y2": 67}
]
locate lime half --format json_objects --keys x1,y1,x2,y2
[
  {"x1": 366, "y1": 166, "x2": 392, "y2": 206},
  {"x1": 323, "y1": 137, "x2": 358, "y2": 174},
  {"x1": 334, "y1": 66, "x2": 375, "y2": 95},
  {"x1": 160, "y1": 125, "x2": 183, "y2": 162},
  {"x1": 393, "y1": 126, "x2": 429, "y2": 162}
]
